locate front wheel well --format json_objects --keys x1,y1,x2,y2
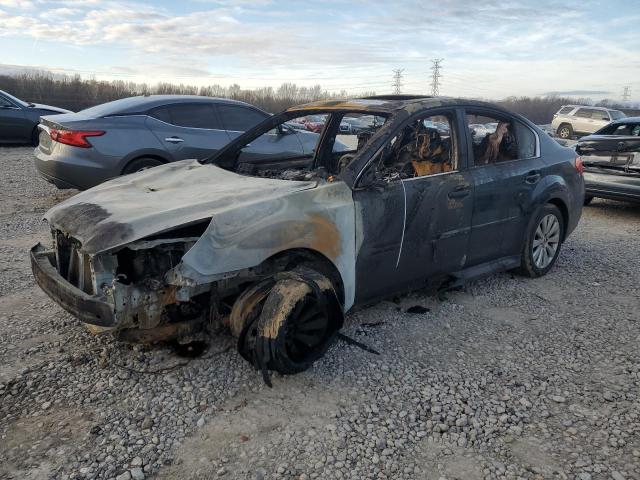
[
  {"x1": 257, "y1": 248, "x2": 345, "y2": 307},
  {"x1": 547, "y1": 198, "x2": 568, "y2": 240}
]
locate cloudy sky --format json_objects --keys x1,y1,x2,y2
[{"x1": 0, "y1": 0, "x2": 638, "y2": 101}]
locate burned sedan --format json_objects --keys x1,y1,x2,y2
[{"x1": 31, "y1": 96, "x2": 584, "y2": 380}]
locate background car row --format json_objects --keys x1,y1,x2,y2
[{"x1": 1, "y1": 89, "x2": 639, "y2": 205}]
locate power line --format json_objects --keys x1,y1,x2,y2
[
  {"x1": 430, "y1": 58, "x2": 444, "y2": 96},
  {"x1": 392, "y1": 69, "x2": 404, "y2": 94},
  {"x1": 622, "y1": 85, "x2": 631, "y2": 102}
]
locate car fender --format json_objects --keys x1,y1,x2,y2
[
  {"x1": 170, "y1": 180, "x2": 357, "y2": 311},
  {"x1": 528, "y1": 174, "x2": 573, "y2": 238}
]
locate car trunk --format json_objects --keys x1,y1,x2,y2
[
  {"x1": 38, "y1": 114, "x2": 107, "y2": 154},
  {"x1": 577, "y1": 135, "x2": 640, "y2": 175}
]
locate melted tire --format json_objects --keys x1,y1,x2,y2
[{"x1": 234, "y1": 269, "x2": 343, "y2": 376}]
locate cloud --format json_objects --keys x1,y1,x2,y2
[
  {"x1": 0, "y1": 0, "x2": 637, "y2": 99},
  {"x1": 542, "y1": 90, "x2": 612, "y2": 96}
]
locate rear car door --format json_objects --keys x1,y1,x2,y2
[
  {"x1": 218, "y1": 104, "x2": 306, "y2": 163},
  {"x1": 573, "y1": 108, "x2": 593, "y2": 134},
  {"x1": 0, "y1": 96, "x2": 29, "y2": 142},
  {"x1": 463, "y1": 108, "x2": 518, "y2": 266},
  {"x1": 589, "y1": 110, "x2": 611, "y2": 134},
  {"x1": 146, "y1": 103, "x2": 231, "y2": 160}
]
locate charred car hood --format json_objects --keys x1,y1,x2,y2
[{"x1": 45, "y1": 160, "x2": 316, "y2": 254}]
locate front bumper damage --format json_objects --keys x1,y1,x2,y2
[
  {"x1": 31, "y1": 243, "x2": 115, "y2": 326},
  {"x1": 30, "y1": 241, "x2": 209, "y2": 341}
]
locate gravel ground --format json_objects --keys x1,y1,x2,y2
[{"x1": 1, "y1": 146, "x2": 639, "y2": 480}]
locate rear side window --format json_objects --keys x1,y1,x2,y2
[
  {"x1": 149, "y1": 107, "x2": 171, "y2": 123},
  {"x1": 558, "y1": 106, "x2": 574, "y2": 115},
  {"x1": 592, "y1": 110, "x2": 610, "y2": 121},
  {"x1": 465, "y1": 111, "x2": 536, "y2": 164},
  {"x1": 575, "y1": 108, "x2": 592, "y2": 118},
  {"x1": 167, "y1": 104, "x2": 222, "y2": 129},
  {"x1": 218, "y1": 105, "x2": 267, "y2": 131}
]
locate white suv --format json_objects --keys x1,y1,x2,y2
[{"x1": 551, "y1": 105, "x2": 626, "y2": 139}]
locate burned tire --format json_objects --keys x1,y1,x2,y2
[
  {"x1": 122, "y1": 157, "x2": 164, "y2": 175},
  {"x1": 517, "y1": 203, "x2": 564, "y2": 278},
  {"x1": 232, "y1": 269, "x2": 343, "y2": 378},
  {"x1": 556, "y1": 124, "x2": 573, "y2": 139}
]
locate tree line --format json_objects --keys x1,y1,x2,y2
[{"x1": 0, "y1": 71, "x2": 636, "y2": 124}]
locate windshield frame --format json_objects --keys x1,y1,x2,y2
[{"x1": 202, "y1": 107, "x2": 392, "y2": 177}]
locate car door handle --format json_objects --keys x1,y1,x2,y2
[
  {"x1": 164, "y1": 136, "x2": 184, "y2": 143},
  {"x1": 525, "y1": 171, "x2": 541, "y2": 184},
  {"x1": 448, "y1": 185, "x2": 470, "y2": 199}
]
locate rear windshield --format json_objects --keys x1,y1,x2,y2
[
  {"x1": 76, "y1": 97, "x2": 147, "y2": 118},
  {"x1": 596, "y1": 123, "x2": 640, "y2": 136},
  {"x1": 609, "y1": 110, "x2": 626, "y2": 121}
]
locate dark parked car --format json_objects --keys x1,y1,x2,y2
[
  {"x1": 31, "y1": 95, "x2": 584, "y2": 382},
  {"x1": 0, "y1": 90, "x2": 70, "y2": 145},
  {"x1": 577, "y1": 117, "x2": 640, "y2": 204},
  {"x1": 34, "y1": 95, "x2": 333, "y2": 190}
]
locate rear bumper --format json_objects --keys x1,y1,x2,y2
[
  {"x1": 33, "y1": 145, "x2": 119, "y2": 191},
  {"x1": 584, "y1": 171, "x2": 640, "y2": 202},
  {"x1": 30, "y1": 243, "x2": 116, "y2": 327}
]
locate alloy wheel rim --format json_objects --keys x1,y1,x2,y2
[{"x1": 532, "y1": 214, "x2": 560, "y2": 269}]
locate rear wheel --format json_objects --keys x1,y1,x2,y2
[
  {"x1": 231, "y1": 269, "x2": 342, "y2": 376},
  {"x1": 122, "y1": 157, "x2": 164, "y2": 175},
  {"x1": 557, "y1": 124, "x2": 573, "y2": 139},
  {"x1": 518, "y1": 204, "x2": 565, "y2": 278}
]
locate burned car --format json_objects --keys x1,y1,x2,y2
[{"x1": 31, "y1": 96, "x2": 585, "y2": 380}]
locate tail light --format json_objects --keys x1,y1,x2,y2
[
  {"x1": 575, "y1": 155, "x2": 585, "y2": 174},
  {"x1": 50, "y1": 129, "x2": 105, "y2": 148}
]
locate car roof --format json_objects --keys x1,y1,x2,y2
[
  {"x1": 286, "y1": 95, "x2": 509, "y2": 115},
  {"x1": 77, "y1": 95, "x2": 261, "y2": 117},
  {"x1": 561, "y1": 104, "x2": 622, "y2": 112}
]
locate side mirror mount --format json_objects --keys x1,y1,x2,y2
[{"x1": 358, "y1": 166, "x2": 389, "y2": 192}]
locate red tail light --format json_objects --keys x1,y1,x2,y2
[
  {"x1": 50, "y1": 129, "x2": 105, "y2": 148},
  {"x1": 575, "y1": 155, "x2": 585, "y2": 174}
]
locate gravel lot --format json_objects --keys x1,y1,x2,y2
[{"x1": 1, "y1": 146, "x2": 639, "y2": 480}]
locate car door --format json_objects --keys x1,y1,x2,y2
[
  {"x1": 353, "y1": 108, "x2": 474, "y2": 304},
  {"x1": 0, "y1": 96, "x2": 29, "y2": 142},
  {"x1": 589, "y1": 110, "x2": 611, "y2": 133},
  {"x1": 464, "y1": 108, "x2": 517, "y2": 266},
  {"x1": 491, "y1": 121, "x2": 546, "y2": 258},
  {"x1": 573, "y1": 108, "x2": 593, "y2": 134},
  {"x1": 146, "y1": 103, "x2": 231, "y2": 160},
  {"x1": 218, "y1": 104, "x2": 306, "y2": 164}
]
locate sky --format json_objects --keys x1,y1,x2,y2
[{"x1": 0, "y1": 0, "x2": 639, "y2": 102}]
